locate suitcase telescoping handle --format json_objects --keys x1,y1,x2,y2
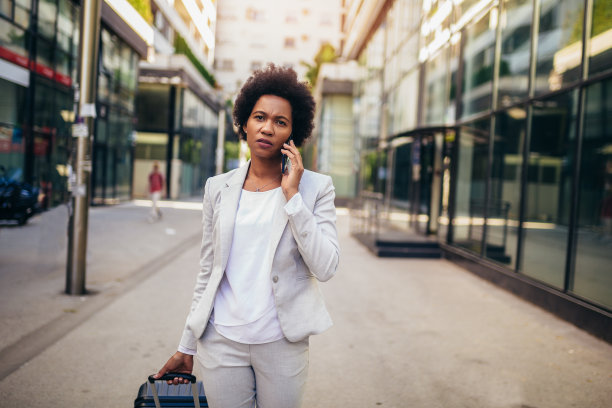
[{"x1": 147, "y1": 373, "x2": 200, "y2": 408}]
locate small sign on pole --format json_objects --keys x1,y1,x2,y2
[{"x1": 72, "y1": 123, "x2": 88, "y2": 138}]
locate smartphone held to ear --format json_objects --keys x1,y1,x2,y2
[{"x1": 282, "y1": 136, "x2": 293, "y2": 173}]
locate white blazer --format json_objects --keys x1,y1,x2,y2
[{"x1": 179, "y1": 162, "x2": 340, "y2": 350}]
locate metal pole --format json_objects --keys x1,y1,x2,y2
[
  {"x1": 66, "y1": 0, "x2": 102, "y2": 295},
  {"x1": 215, "y1": 110, "x2": 226, "y2": 175}
]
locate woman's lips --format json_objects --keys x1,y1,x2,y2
[{"x1": 256, "y1": 138, "x2": 273, "y2": 148}]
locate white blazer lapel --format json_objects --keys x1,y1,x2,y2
[
  {"x1": 219, "y1": 163, "x2": 249, "y2": 271},
  {"x1": 265, "y1": 189, "x2": 289, "y2": 264}
]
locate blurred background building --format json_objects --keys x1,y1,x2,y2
[
  {"x1": 343, "y1": 0, "x2": 612, "y2": 340},
  {"x1": 133, "y1": 0, "x2": 223, "y2": 200},
  {"x1": 213, "y1": 0, "x2": 343, "y2": 102},
  {"x1": 0, "y1": 0, "x2": 153, "y2": 208}
]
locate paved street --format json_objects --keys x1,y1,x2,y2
[{"x1": 0, "y1": 200, "x2": 610, "y2": 407}]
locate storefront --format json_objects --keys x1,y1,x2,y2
[
  {"x1": 1, "y1": 0, "x2": 152, "y2": 208},
  {"x1": 0, "y1": 0, "x2": 80, "y2": 209}
]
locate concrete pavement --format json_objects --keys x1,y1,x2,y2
[{"x1": 0, "y1": 199, "x2": 610, "y2": 407}]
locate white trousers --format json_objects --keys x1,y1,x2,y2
[
  {"x1": 195, "y1": 323, "x2": 309, "y2": 408},
  {"x1": 150, "y1": 191, "x2": 161, "y2": 216}
]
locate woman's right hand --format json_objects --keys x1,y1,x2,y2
[{"x1": 153, "y1": 351, "x2": 194, "y2": 385}]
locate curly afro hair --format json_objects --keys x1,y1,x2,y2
[{"x1": 233, "y1": 64, "x2": 315, "y2": 148}]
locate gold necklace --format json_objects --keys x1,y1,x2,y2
[{"x1": 251, "y1": 174, "x2": 281, "y2": 192}]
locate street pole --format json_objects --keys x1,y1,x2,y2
[
  {"x1": 66, "y1": 0, "x2": 102, "y2": 295},
  {"x1": 215, "y1": 110, "x2": 226, "y2": 174}
]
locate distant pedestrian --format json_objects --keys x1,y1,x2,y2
[
  {"x1": 153, "y1": 64, "x2": 340, "y2": 407},
  {"x1": 148, "y1": 162, "x2": 164, "y2": 220}
]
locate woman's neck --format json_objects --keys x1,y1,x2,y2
[{"x1": 248, "y1": 157, "x2": 281, "y2": 179}]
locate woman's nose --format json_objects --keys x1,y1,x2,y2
[{"x1": 261, "y1": 119, "x2": 274, "y2": 134}]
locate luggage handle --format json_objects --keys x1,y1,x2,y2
[
  {"x1": 147, "y1": 373, "x2": 200, "y2": 408},
  {"x1": 148, "y1": 373, "x2": 196, "y2": 383}
]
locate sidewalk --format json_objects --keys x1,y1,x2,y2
[{"x1": 0, "y1": 202, "x2": 610, "y2": 407}]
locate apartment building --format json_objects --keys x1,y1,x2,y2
[{"x1": 214, "y1": 0, "x2": 343, "y2": 99}]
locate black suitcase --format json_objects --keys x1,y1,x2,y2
[{"x1": 134, "y1": 373, "x2": 208, "y2": 408}]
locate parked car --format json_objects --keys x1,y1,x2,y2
[{"x1": 0, "y1": 166, "x2": 40, "y2": 225}]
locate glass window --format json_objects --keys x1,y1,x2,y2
[
  {"x1": 391, "y1": 142, "x2": 412, "y2": 202},
  {"x1": 398, "y1": 33, "x2": 419, "y2": 76},
  {"x1": 424, "y1": 46, "x2": 449, "y2": 125},
  {"x1": 588, "y1": 0, "x2": 612, "y2": 77},
  {"x1": 15, "y1": 0, "x2": 31, "y2": 28},
  {"x1": 394, "y1": 68, "x2": 418, "y2": 133},
  {"x1": 33, "y1": 77, "x2": 54, "y2": 128},
  {"x1": 135, "y1": 85, "x2": 170, "y2": 132},
  {"x1": 521, "y1": 90, "x2": 578, "y2": 288},
  {"x1": 447, "y1": 40, "x2": 460, "y2": 124},
  {"x1": 0, "y1": 22, "x2": 28, "y2": 62},
  {"x1": 0, "y1": 78, "x2": 27, "y2": 175},
  {"x1": 452, "y1": 119, "x2": 490, "y2": 254},
  {"x1": 534, "y1": 0, "x2": 584, "y2": 95},
  {"x1": 38, "y1": 0, "x2": 57, "y2": 42},
  {"x1": 497, "y1": 0, "x2": 533, "y2": 107},
  {"x1": 1, "y1": 0, "x2": 11, "y2": 17},
  {"x1": 461, "y1": 10, "x2": 496, "y2": 118},
  {"x1": 573, "y1": 78, "x2": 612, "y2": 309},
  {"x1": 485, "y1": 108, "x2": 526, "y2": 268},
  {"x1": 57, "y1": 0, "x2": 76, "y2": 53}
]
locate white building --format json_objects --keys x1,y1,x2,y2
[{"x1": 214, "y1": 0, "x2": 344, "y2": 99}]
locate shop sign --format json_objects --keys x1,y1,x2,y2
[{"x1": 0, "y1": 46, "x2": 28, "y2": 69}]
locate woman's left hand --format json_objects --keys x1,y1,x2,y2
[{"x1": 281, "y1": 140, "x2": 304, "y2": 201}]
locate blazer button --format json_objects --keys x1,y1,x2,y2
[{"x1": 272, "y1": 276, "x2": 279, "y2": 283}]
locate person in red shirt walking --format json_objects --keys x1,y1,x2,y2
[{"x1": 148, "y1": 162, "x2": 164, "y2": 220}]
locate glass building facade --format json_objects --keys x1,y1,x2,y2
[
  {"x1": 0, "y1": 0, "x2": 80, "y2": 209},
  {"x1": 353, "y1": 0, "x2": 612, "y2": 333},
  {"x1": 134, "y1": 83, "x2": 219, "y2": 199},
  {"x1": 92, "y1": 26, "x2": 140, "y2": 204},
  {"x1": 1, "y1": 0, "x2": 148, "y2": 208}
]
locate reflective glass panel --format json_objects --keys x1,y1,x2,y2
[
  {"x1": 447, "y1": 41, "x2": 459, "y2": 124},
  {"x1": 391, "y1": 142, "x2": 412, "y2": 202},
  {"x1": 498, "y1": 0, "x2": 532, "y2": 107},
  {"x1": 534, "y1": 0, "x2": 584, "y2": 95},
  {"x1": 0, "y1": 22, "x2": 28, "y2": 59},
  {"x1": 135, "y1": 85, "x2": 170, "y2": 132},
  {"x1": 38, "y1": 0, "x2": 57, "y2": 41},
  {"x1": 57, "y1": 0, "x2": 75, "y2": 53},
  {"x1": 588, "y1": 0, "x2": 612, "y2": 77},
  {"x1": 573, "y1": 78, "x2": 612, "y2": 309},
  {"x1": 461, "y1": 10, "x2": 496, "y2": 118},
  {"x1": 452, "y1": 119, "x2": 490, "y2": 253},
  {"x1": 424, "y1": 46, "x2": 449, "y2": 125},
  {"x1": 521, "y1": 90, "x2": 578, "y2": 288},
  {"x1": 485, "y1": 108, "x2": 526, "y2": 268},
  {"x1": 395, "y1": 68, "x2": 419, "y2": 133},
  {"x1": 1, "y1": 0, "x2": 11, "y2": 17}
]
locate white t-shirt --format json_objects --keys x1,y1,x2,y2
[{"x1": 212, "y1": 187, "x2": 285, "y2": 344}]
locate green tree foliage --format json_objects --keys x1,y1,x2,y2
[
  {"x1": 127, "y1": 0, "x2": 153, "y2": 24},
  {"x1": 301, "y1": 43, "x2": 338, "y2": 87}
]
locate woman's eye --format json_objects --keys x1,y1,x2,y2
[
  {"x1": 254, "y1": 114, "x2": 264, "y2": 120},
  {"x1": 277, "y1": 120, "x2": 287, "y2": 126}
]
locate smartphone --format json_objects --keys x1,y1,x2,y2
[{"x1": 281, "y1": 136, "x2": 293, "y2": 173}]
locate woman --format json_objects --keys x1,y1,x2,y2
[{"x1": 154, "y1": 64, "x2": 340, "y2": 407}]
